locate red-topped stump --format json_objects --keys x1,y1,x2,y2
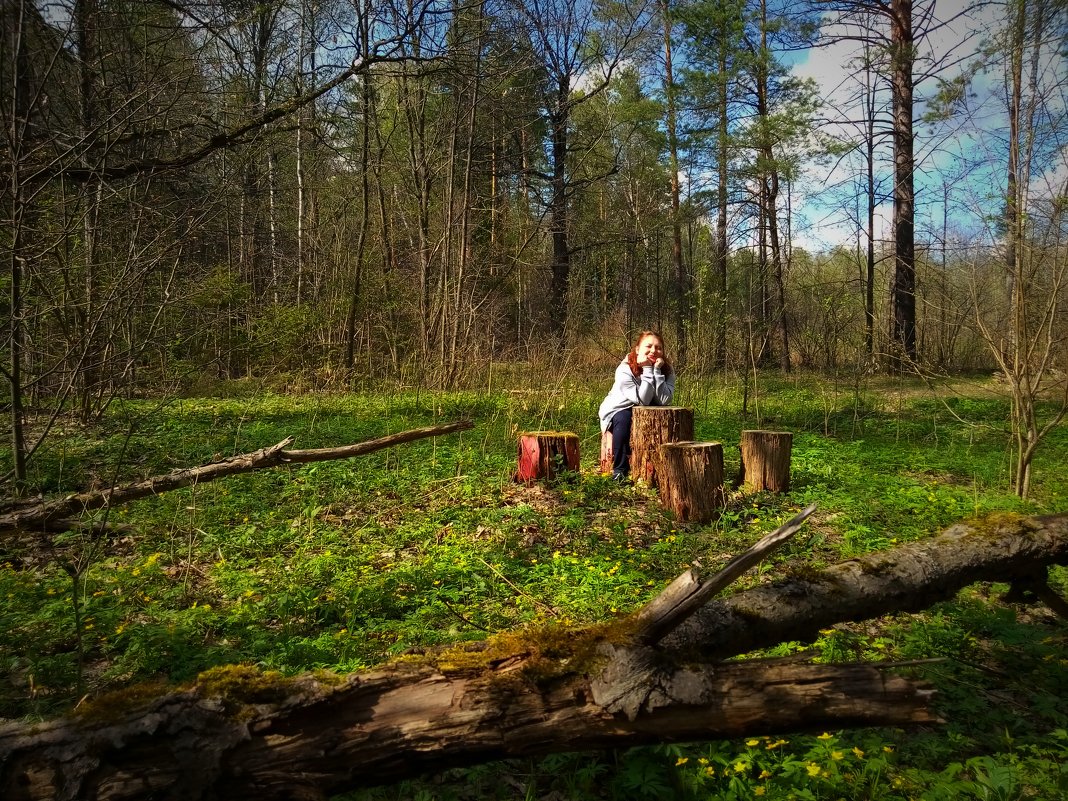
[{"x1": 515, "y1": 431, "x2": 580, "y2": 482}]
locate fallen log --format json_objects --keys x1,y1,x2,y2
[
  {"x1": 3, "y1": 511, "x2": 1067, "y2": 800},
  {"x1": 0, "y1": 421, "x2": 474, "y2": 534},
  {"x1": 0, "y1": 659, "x2": 933, "y2": 801},
  {"x1": 664, "y1": 512, "x2": 1068, "y2": 659}
]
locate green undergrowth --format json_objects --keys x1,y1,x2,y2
[{"x1": 2, "y1": 372, "x2": 1067, "y2": 800}]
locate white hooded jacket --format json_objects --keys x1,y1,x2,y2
[{"x1": 597, "y1": 360, "x2": 675, "y2": 432}]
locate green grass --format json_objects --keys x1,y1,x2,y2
[{"x1": 1, "y1": 372, "x2": 1066, "y2": 800}]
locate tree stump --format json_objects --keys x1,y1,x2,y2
[
  {"x1": 658, "y1": 442, "x2": 725, "y2": 523},
  {"x1": 740, "y1": 430, "x2": 793, "y2": 493},
  {"x1": 516, "y1": 431, "x2": 580, "y2": 482},
  {"x1": 599, "y1": 430, "x2": 614, "y2": 474},
  {"x1": 631, "y1": 406, "x2": 694, "y2": 486}
]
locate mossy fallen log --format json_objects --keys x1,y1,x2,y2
[{"x1": 3, "y1": 512, "x2": 1067, "y2": 800}]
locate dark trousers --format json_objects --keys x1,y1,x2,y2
[{"x1": 608, "y1": 406, "x2": 633, "y2": 475}]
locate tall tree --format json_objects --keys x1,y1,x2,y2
[
  {"x1": 660, "y1": 0, "x2": 690, "y2": 364},
  {"x1": 679, "y1": 0, "x2": 748, "y2": 370},
  {"x1": 504, "y1": 0, "x2": 652, "y2": 338},
  {"x1": 811, "y1": 0, "x2": 982, "y2": 368},
  {"x1": 887, "y1": 0, "x2": 916, "y2": 366}
]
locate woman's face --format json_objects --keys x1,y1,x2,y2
[{"x1": 635, "y1": 335, "x2": 664, "y2": 364}]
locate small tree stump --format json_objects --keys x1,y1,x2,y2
[
  {"x1": 599, "y1": 430, "x2": 614, "y2": 475},
  {"x1": 740, "y1": 430, "x2": 793, "y2": 493},
  {"x1": 659, "y1": 442, "x2": 725, "y2": 523},
  {"x1": 631, "y1": 406, "x2": 694, "y2": 487},
  {"x1": 516, "y1": 431, "x2": 580, "y2": 482}
]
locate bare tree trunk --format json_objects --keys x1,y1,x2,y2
[
  {"x1": 6, "y1": 0, "x2": 31, "y2": 491},
  {"x1": 344, "y1": 1, "x2": 373, "y2": 370},
  {"x1": 714, "y1": 45, "x2": 730, "y2": 370},
  {"x1": 863, "y1": 37, "x2": 877, "y2": 360},
  {"x1": 447, "y1": 6, "x2": 485, "y2": 386},
  {"x1": 768, "y1": 171, "x2": 790, "y2": 372},
  {"x1": 661, "y1": 0, "x2": 688, "y2": 365},
  {"x1": 548, "y1": 80, "x2": 571, "y2": 338},
  {"x1": 889, "y1": 0, "x2": 916, "y2": 367}
]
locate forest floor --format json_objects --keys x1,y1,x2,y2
[{"x1": 2, "y1": 370, "x2": 1067, "y2": 799}]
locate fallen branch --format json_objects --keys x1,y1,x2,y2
[
  {"x1": 634, "y1": 502, "x2": 817, "y2": 644},
  {"x1": 0, "y1": 421, "x2": 474, "y2": 534}
]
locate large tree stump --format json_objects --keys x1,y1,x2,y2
[
  {"x1": 740, "y1": 430, "x2": 793, "y2": 493},
  {"x1": 631, "y1": 406, "x2": 694, "y2": 486},
  {"x1": 658, "y1": 442, "x2": 725, "y2": 523},
  {"x1": 599, "y1": 430, "x2": 614, "y2": 474},
  {"x1": 515, "y1": 431, "x2": 579, "y2": 482}
]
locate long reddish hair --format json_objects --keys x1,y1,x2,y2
[{"x1": 626, "y1": 330, "x2": 673, "y2": 377}]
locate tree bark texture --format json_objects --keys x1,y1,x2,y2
[
  {"x1": 630, "y1": 406, "x2": 694, "y2": 487},
  {"x1": 658, "y1": 442, "x2": 725, "y2": 523},
  {"x1": 0, "y1": 422, "x2": 474, "y2": 534},
  {"x1": 889, "y1": 0, "x2": 917, "y2": 365},
  {"x1": 599, "y1": 430, "x2": 613, "y2": 475},
  {"x1": 663, "y1": 512, "x2": 1068, "y2": 660},
  {"x1": 740, "y1": 430, "x2": 792, "y2": 493},
  {"x1": 4, "y1": 511, "x2": 1068, "y2": 799},
  {"x1": 0, "y1": 658, "x2": 932, "y2": 801},
  {"x1": 515, "y1": 431, "x2": 580, "y2": 482}
]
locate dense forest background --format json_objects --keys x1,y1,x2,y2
[{"x1": 2, "y1": 0, "x2": 1066, "y2": 495}]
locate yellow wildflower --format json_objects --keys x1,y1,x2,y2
[
  {"x1": 852, "y1": 747, "x2": 865, "y2": 758},
  {"x1": 817, "y1": 732, "x2": 834, "y2": 740},
  {"x1": 746, "y1": 739, "x2": 760, "y2": 747},
  {"x1": 806, "y1": 764, "x2": 821, "y2": 777},
  {"x1": 675, "y1": 757, "x2": 688, "y2": 766},
  {"x1": 733, "y1": 761, "x2": 748, "y2": 773},
  {"x1": 831, "y1": 751, "x2": 844, "y2": 760},
  {"x1": 754, "y1": 787, "x2": 766, "y2": 797}
]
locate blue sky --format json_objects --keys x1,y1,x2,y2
[{"x1": 786, "y1": 0, "x2": 1067, "y2": 255}]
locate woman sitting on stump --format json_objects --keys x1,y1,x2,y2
[{"x1": 598, "y1": 331, "x2": 675, "y2": 482}]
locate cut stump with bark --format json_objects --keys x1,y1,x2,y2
[
  {"x1": 516, "y1": 431, "x2": 580, "y2": 482},
  {"x1": 631, "y1": 407, "x2": 694, "y2": 486},
  {"x1": 740, "y1": 430, "x2": 793, "y2": 493},
  {"x1": 599, "y1": 430, "x2": 613, "y2": 474},
  {"x1": 658, "y1": 442, "x2": 725, "y2": 523}
]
